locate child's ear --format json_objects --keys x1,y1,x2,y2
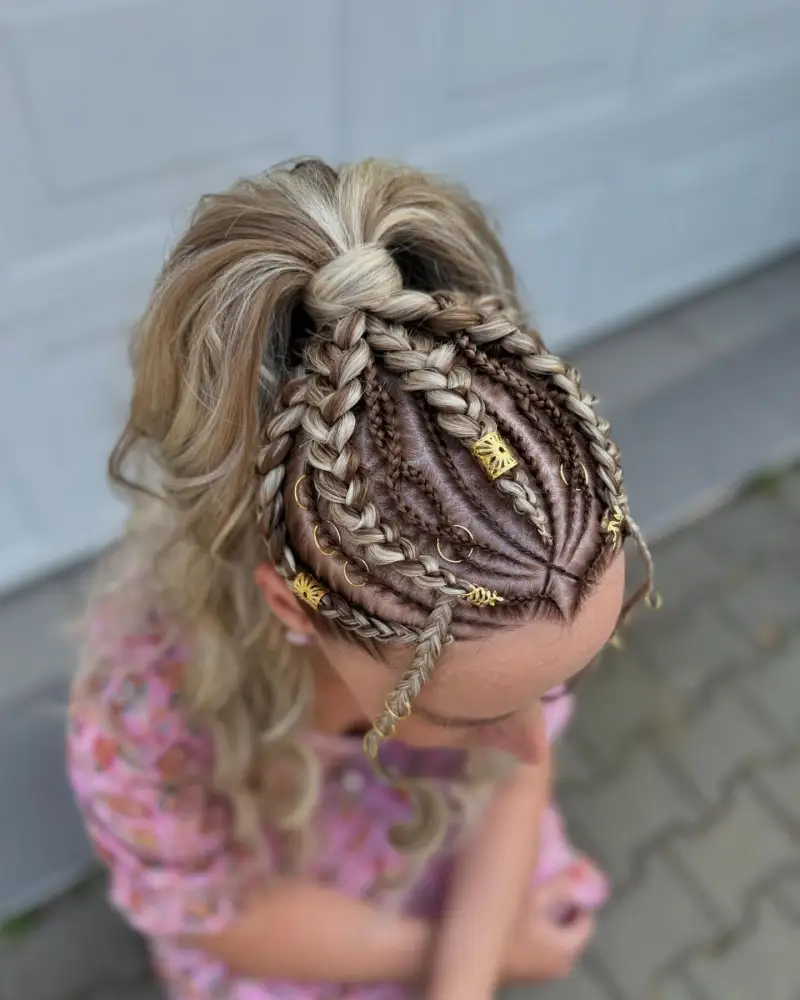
[{"x1": 254, "y1": 564, "x2": 315, "y2": 639}]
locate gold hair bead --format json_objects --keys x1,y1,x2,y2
[
  {"x1": 291, "y1": 572, "x2": 328, "y2": 610},
  {"x1": 601, "y1": 505, "x2": 625, "y2": 544},
  {"x1": 461, "y1": 585, "x2": 504, "y2": 608},
  {"x1": 470, "y1": 431, "x2": 519, "y2": 480}
]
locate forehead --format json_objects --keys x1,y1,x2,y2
[{"x1": 416, "y1": 552, "x2": 626, "y2": 719}]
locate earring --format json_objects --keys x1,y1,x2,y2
[{"x1": 286, "y1": 630, "x2": 313, "y2": 646}]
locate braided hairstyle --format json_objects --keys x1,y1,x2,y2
[{"x1": 111, "y1": 158, "x2": 653, "y2": 850}]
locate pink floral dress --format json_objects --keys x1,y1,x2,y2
[{"x1": 67, "y1": 620, "x2": 608, "y2": 1000}]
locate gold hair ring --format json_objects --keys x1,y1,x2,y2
[
  {"x1": 293, "y1": 475, "x2": 309, "y2": 510},
  {"x1": 436, "y1": 525, "x2": 475, "y2": 565},
  {"x1": 291, "y1": 572, "x2": 329, "y2": 610},
  {"x1": 384, "y1": 699, "x2": 412, "y2": 723},
  {"x1": 374, "y1": 715, "x2": 398, "y2": 740},
  {"x1": 560, "y1": 462, "x2": 590, "y2": 488},
  {"x1": 363, "y1": 730, "x2": 380, "y2": 760},
  {"x1": 313, "y1": 520, "x2": 341, "y2": 557},
  {"x1": 461, "y1": 585, "x2": 504, "y2": 608},
  {"x1": 609, "y1": 630, "x2": 626, "y2": 650},
  {"x1": 645, "y1": 591, "x2": 663, "y2": 611},
  {"x1": 343, "y1": 557, "x2": 369, "y2": 589},
  {"x1": 471, "y1": 431, "x2": 519, "y2": 480}
]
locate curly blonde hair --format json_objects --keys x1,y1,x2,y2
[{"x1": 103, "y1": 158, "x2": 653, "y2": 852}]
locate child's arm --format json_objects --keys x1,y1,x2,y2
[
  {"x1": 182, "y1": 879, "x2": 434, "y2": 984},
  {"x1": 427, "y1": 757, "x2": 550, "y2": 1000}
]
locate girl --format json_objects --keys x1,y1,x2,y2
[{"x1": 67, "y1": 158, "x2": 655, "y2": 1000}]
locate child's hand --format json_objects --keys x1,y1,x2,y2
[{"x1": 504, "y1": 872, "x2": 596, "y2": 982}]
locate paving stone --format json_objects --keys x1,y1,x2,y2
[
  {"x1": 560, "y1": 744, "x2": 698, "y2": 883},
  {"x1": 773, "y1": 871, "x2": 800, "y2": 922},
  {"x1": 555, "y1": 733, "x2": 596, "y2": 785},
  {"x1": 644, "y1": 525, "x2": 741, "y2": 618},
  {"x1": 779, "y1": 465, "x2": 800, "y2": 516},
  {"x1": 739, "y1": 636, "x2": 800, "y2": 737},
  {"x1": 630, "y1": 602, "x2": 750, "y2": 701},
  {"x1": 500, "y1": 958, "x2": 614, "y2": 1000},
  {"x1": 86, "y1": 981, "x2": 164, "y2": 1000},
  {"x1": 671, "y1": 787, "x2": 798, "y2": 925},
  {"x1": 650, "y1": 979, "x2": 703, "y2": 1000},
  {"x1": 686, "y1": 900, "x2": 800, "y2": 1000},
  {"x1": 612, "y1": 323, "x2": 800, "y2": 541},
  {"x1": 705, "y1": 493, "x2": 800, "y2": 566},
  {"x1": 588, "y1": 856, "x2": 716, "y2": 999},
  {"x1": 570, "y1": 649, "x2": 681, "y2": 767},
  {"x1": 719, "y1": 560, "x2": 800, "y2": 645},
  {"x1": 659, "y1": 687, "x2": 779, "y2": 804},
  {"x1": 0, "y1": 881, "x2": 148, "y2": 1000},
  {"x1": 754, "y1": 751, "x2": 800, "y2": 832}
]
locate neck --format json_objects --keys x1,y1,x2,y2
[{"x1": 308, "y1": 646, "x2": 370, "y2": 735}]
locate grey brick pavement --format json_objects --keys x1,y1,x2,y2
[{"x1": 2, "y1": 470, "x2": 800, "y2": 998}]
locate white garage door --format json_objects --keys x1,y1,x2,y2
[{"x1": 2, "y1": 0, "x2": 800, "y2": 592}]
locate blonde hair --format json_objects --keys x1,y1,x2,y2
[{"x1": 102, "y1": 158, "x2": 653, "y2": 852}]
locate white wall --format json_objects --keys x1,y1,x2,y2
[{"x1": 1, "y1": 0, "x2": 800, "y2": 592}]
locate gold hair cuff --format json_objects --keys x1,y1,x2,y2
[
  {"x1": 461, "y1": 585, "x2": 504, "y2": 608},
  {"x1": 471, "y1": 431, "x2": 518, "y2": 480},
  {"x1": 291, "y1": 572, "x2": 328, "y2": 610}
]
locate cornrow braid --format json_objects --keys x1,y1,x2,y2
[
  {"x1": 367, "y1": 321, "x2": 553, "y2": 546},
  {"x1": 364, "y1": 596, "x2": 456, "y2": 853},
  {"x1": 364, "y1": 368, "x2": 499, "y2": 558},
  {"x1": 256, "y1": 375, "x2": 308, "y2": 571},
  {"x1": 455, "y1": 336, "x2": 583, "y2": 484},
  {"x1": 420, "y1": 296, "x2": 654, "y2": 595},
  {"x1": 363, "y1": 370, "x2": 440, "y2": 538},
  {"x1": 301, "y1": 251, "x2": 472, "y2": 597},
  {"x1": 426, "y1": 301, "x2": 624, "y2": 509},
  {"x1": 455, "y1": 337, "x2": 589, "y2": 546}
]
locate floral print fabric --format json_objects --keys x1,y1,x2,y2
[{"x1": 67, "y1": 622, "x2": 607, "y2": 999}]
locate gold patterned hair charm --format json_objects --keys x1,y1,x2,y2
[
  {"x1": 461, "y1": 585, "x2": 504, "y2": 608},
  {"x1": 470, "y1": 431, "x2": 519, "y2": 480},
  {"x1": 601, "y1": 505, "x2": 626, "y2": 545},
  {"x1": 291, "y1": 572, "x2": 329, "y2": 610}
]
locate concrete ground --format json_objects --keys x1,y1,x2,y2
[
  {"x1": 4, "y1": 472, "x2": 800, "y2": 1000},
  {"x1": 1, "y1": 255, "x2": 800, "y2": 999}
]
